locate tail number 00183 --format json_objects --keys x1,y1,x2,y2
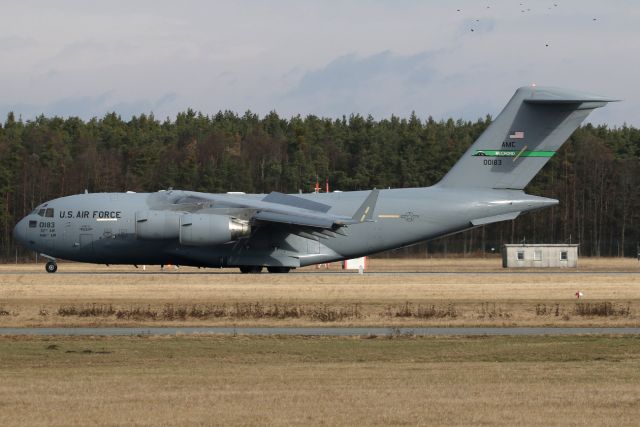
[{"x1": 483, "y1": 159, "x2": 502, "y2": 166}]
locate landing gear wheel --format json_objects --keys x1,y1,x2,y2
[
  {"x1": 267, "y1": 266, "x2": 291, "y2": 274},
  {"x1": 45, "y1": 261, "x2": 58, "y2": 273},
  {"x1": 239, "y1": 266, "x2": 263, "y2": 274}
]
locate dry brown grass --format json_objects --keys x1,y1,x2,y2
[
  {"x1": 3, "y1": 260, "x2": 639, "y2": 426},
  {"x1": 1, "y1": 258, "x2": 640, "y2": 327},
  {"x1": 1, "y1": 335, "x2": 639, "y2": 426}
]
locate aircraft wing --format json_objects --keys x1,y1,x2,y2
[
  {"x1": 252, "y1": 189, "x2": 379, "y2": 229},
  {"x1": 173, "y1": 189, "x2": 379, "y2": 230},
  {"x1": 254, "y1": 189, "x2": 379, "y2": 229}
]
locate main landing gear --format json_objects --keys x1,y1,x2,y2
[
  {"x1": 239, "y1": 266, "x2": 263, "y2": 274},
  {"x1": 238, "y1": 266, "x2": 292, "y2": 274},
  {"x1": 267, "y1": 266, "x2": 291, "y2": 274},
  {"x1": 45, "y1": 261, "x2": 58, "y2": 273}
]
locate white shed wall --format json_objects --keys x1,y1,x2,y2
[{"x1": 502, "y1": 245, "x2": 578, "y2": 268}]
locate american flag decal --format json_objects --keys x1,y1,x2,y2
[{"x1": 509, "y1": 131, "x2": 525, "y2": 139}]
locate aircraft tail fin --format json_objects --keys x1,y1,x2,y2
[{"x1": 437, "y1": 86, "x2": 616, "y2": 190}]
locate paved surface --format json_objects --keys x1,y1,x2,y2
[
  {"x1": 2, "y1": 270, "x2": 640, "y2": 276},
  {"x1": 1, "y1": 327, "x2": 640, "y2": 336}
]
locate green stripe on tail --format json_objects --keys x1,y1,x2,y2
[{"x1": 472, "y1": 150, "x2": 555, "y2": 158}]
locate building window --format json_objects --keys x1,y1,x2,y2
[
  {"x1": 517, "y1": 250, "x2": 525, "y2": 261},
  {"x1": 560, "y1": 251, "x2": 568, "y2": 261},
  {"x1": 534, "y1": 250, "x2": 542, "y2": 261}
]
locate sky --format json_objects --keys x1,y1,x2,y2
[{"x1": 0, "y1": 0, "x2": 638, "y2": 125}]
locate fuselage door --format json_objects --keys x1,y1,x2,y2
[{"x1": 79, "y1": 234, "x2": 94, "y2": 252}]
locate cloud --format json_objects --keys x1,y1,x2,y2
[
  {"x1": 281, "y1": 51, "x2": 437, "y2": 117},
  {"x1": 0, "y1": 36, "x2": 38, "y2": 51},
  {"x1": 0, "y1": 92, "x2": 179, "y2": 120},
  {"x1": 0, "y1": 1, "x2": 638, "y2": 125},
  {"x1": 109, "y1": 93, "x2": 179, "y2": 119},
  {"x1": 458, "y1": 17, "x2": 496, "y2": 35},
  {"x1": 0, "y1": 93, "x2": 111, "y2": 120}
]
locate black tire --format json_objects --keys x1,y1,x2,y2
[
  {"x1": 267, "y1": 266, "x2": 291, "y2": 274},
  {"x1": 239, "y1": 266, "x2": 263, "y2": 274},
  {"x1": 45, "y1": 262, "x2": 58, "y2": 273}
]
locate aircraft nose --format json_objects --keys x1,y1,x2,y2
[{"x1": 13, "y1": 217, "x2": 28, "y2": 247}]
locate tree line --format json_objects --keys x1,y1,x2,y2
[{"x1": 1, "y1": 109, "x2": 639, "y2": 260}]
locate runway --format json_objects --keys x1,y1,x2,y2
[
  {"x1": 2, "y1": 270, "x2": 640, "y2": 276},
  {"x1": 2, "y1": 327, "x2": 640, "y2": 336}
]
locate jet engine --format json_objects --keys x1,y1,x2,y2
[
  {"x1": 135, "y1": 210, "x2": 181, "y2": 239},
  {"x1": 179, "y1": 213, "x2": 250, "y2": 246}
]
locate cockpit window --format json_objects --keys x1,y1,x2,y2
[
  {"x1": 38, "y1": 209, "x2": 46, "y2": 217},
  {"x1": 45, "y1": 208, "x2": 54, "y2": 218}
]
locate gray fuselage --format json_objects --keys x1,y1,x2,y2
[{"x1": 13, "y1": 186, "x2": 555, "y2": 268}]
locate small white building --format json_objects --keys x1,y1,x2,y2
[
  {"x1": 502, "y1": 244, "x2": 579, "y2": 268},
  {"x1": 343, "y1": 256, "x2": 367, "y2": 271}
]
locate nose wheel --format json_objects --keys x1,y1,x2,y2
[{"x1": 45, "y1": 261, "x2": 58, "y2": 273}]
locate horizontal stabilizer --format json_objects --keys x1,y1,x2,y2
[
  {"x1": 522, "y1": 87, "x2": 618, "y2": 105},
  {"x1": 471, "y1": 212, "x2": 520, "y2": 226}
]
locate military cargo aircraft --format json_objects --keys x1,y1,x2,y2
[{"x1": 13, "y1": 86, "x2": 613, "y2": 273}]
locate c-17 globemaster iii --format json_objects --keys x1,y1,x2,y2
[{"x1": 13, "y1": 86, "x2": 614, "y2": 273}]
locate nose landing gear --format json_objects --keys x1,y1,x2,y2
[{"x1": 45, "y1": 261, "x2": 58, "y2": 273}]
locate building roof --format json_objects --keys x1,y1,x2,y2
[{"x1": 502, "y1": 244, "x2": 579, "y2": 248}]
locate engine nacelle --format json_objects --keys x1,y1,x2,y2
[
  {"x1": 179, "y1": 214, "x2": 250, "y2": 246},
  {"x1": 135, "y1": 210, "x2": 181, "y2": 239}
]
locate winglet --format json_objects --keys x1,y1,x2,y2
[{"x1": 351, "y1": 188, "x2": 379, "y2": 223}]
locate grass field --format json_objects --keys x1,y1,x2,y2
[
  {"x1": 2, "y1": 259, "x2": 640, "y2": 425},
  {"x1": 1, "y1": 335, "x2": 639, "y2": 426},
  {"x1": 1, "y1": 258, "x2": 640, "y2": 328}
]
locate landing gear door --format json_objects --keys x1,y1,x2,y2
[{"x1": 307, "y1": 239, "x2": 320, "y2": 254}]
